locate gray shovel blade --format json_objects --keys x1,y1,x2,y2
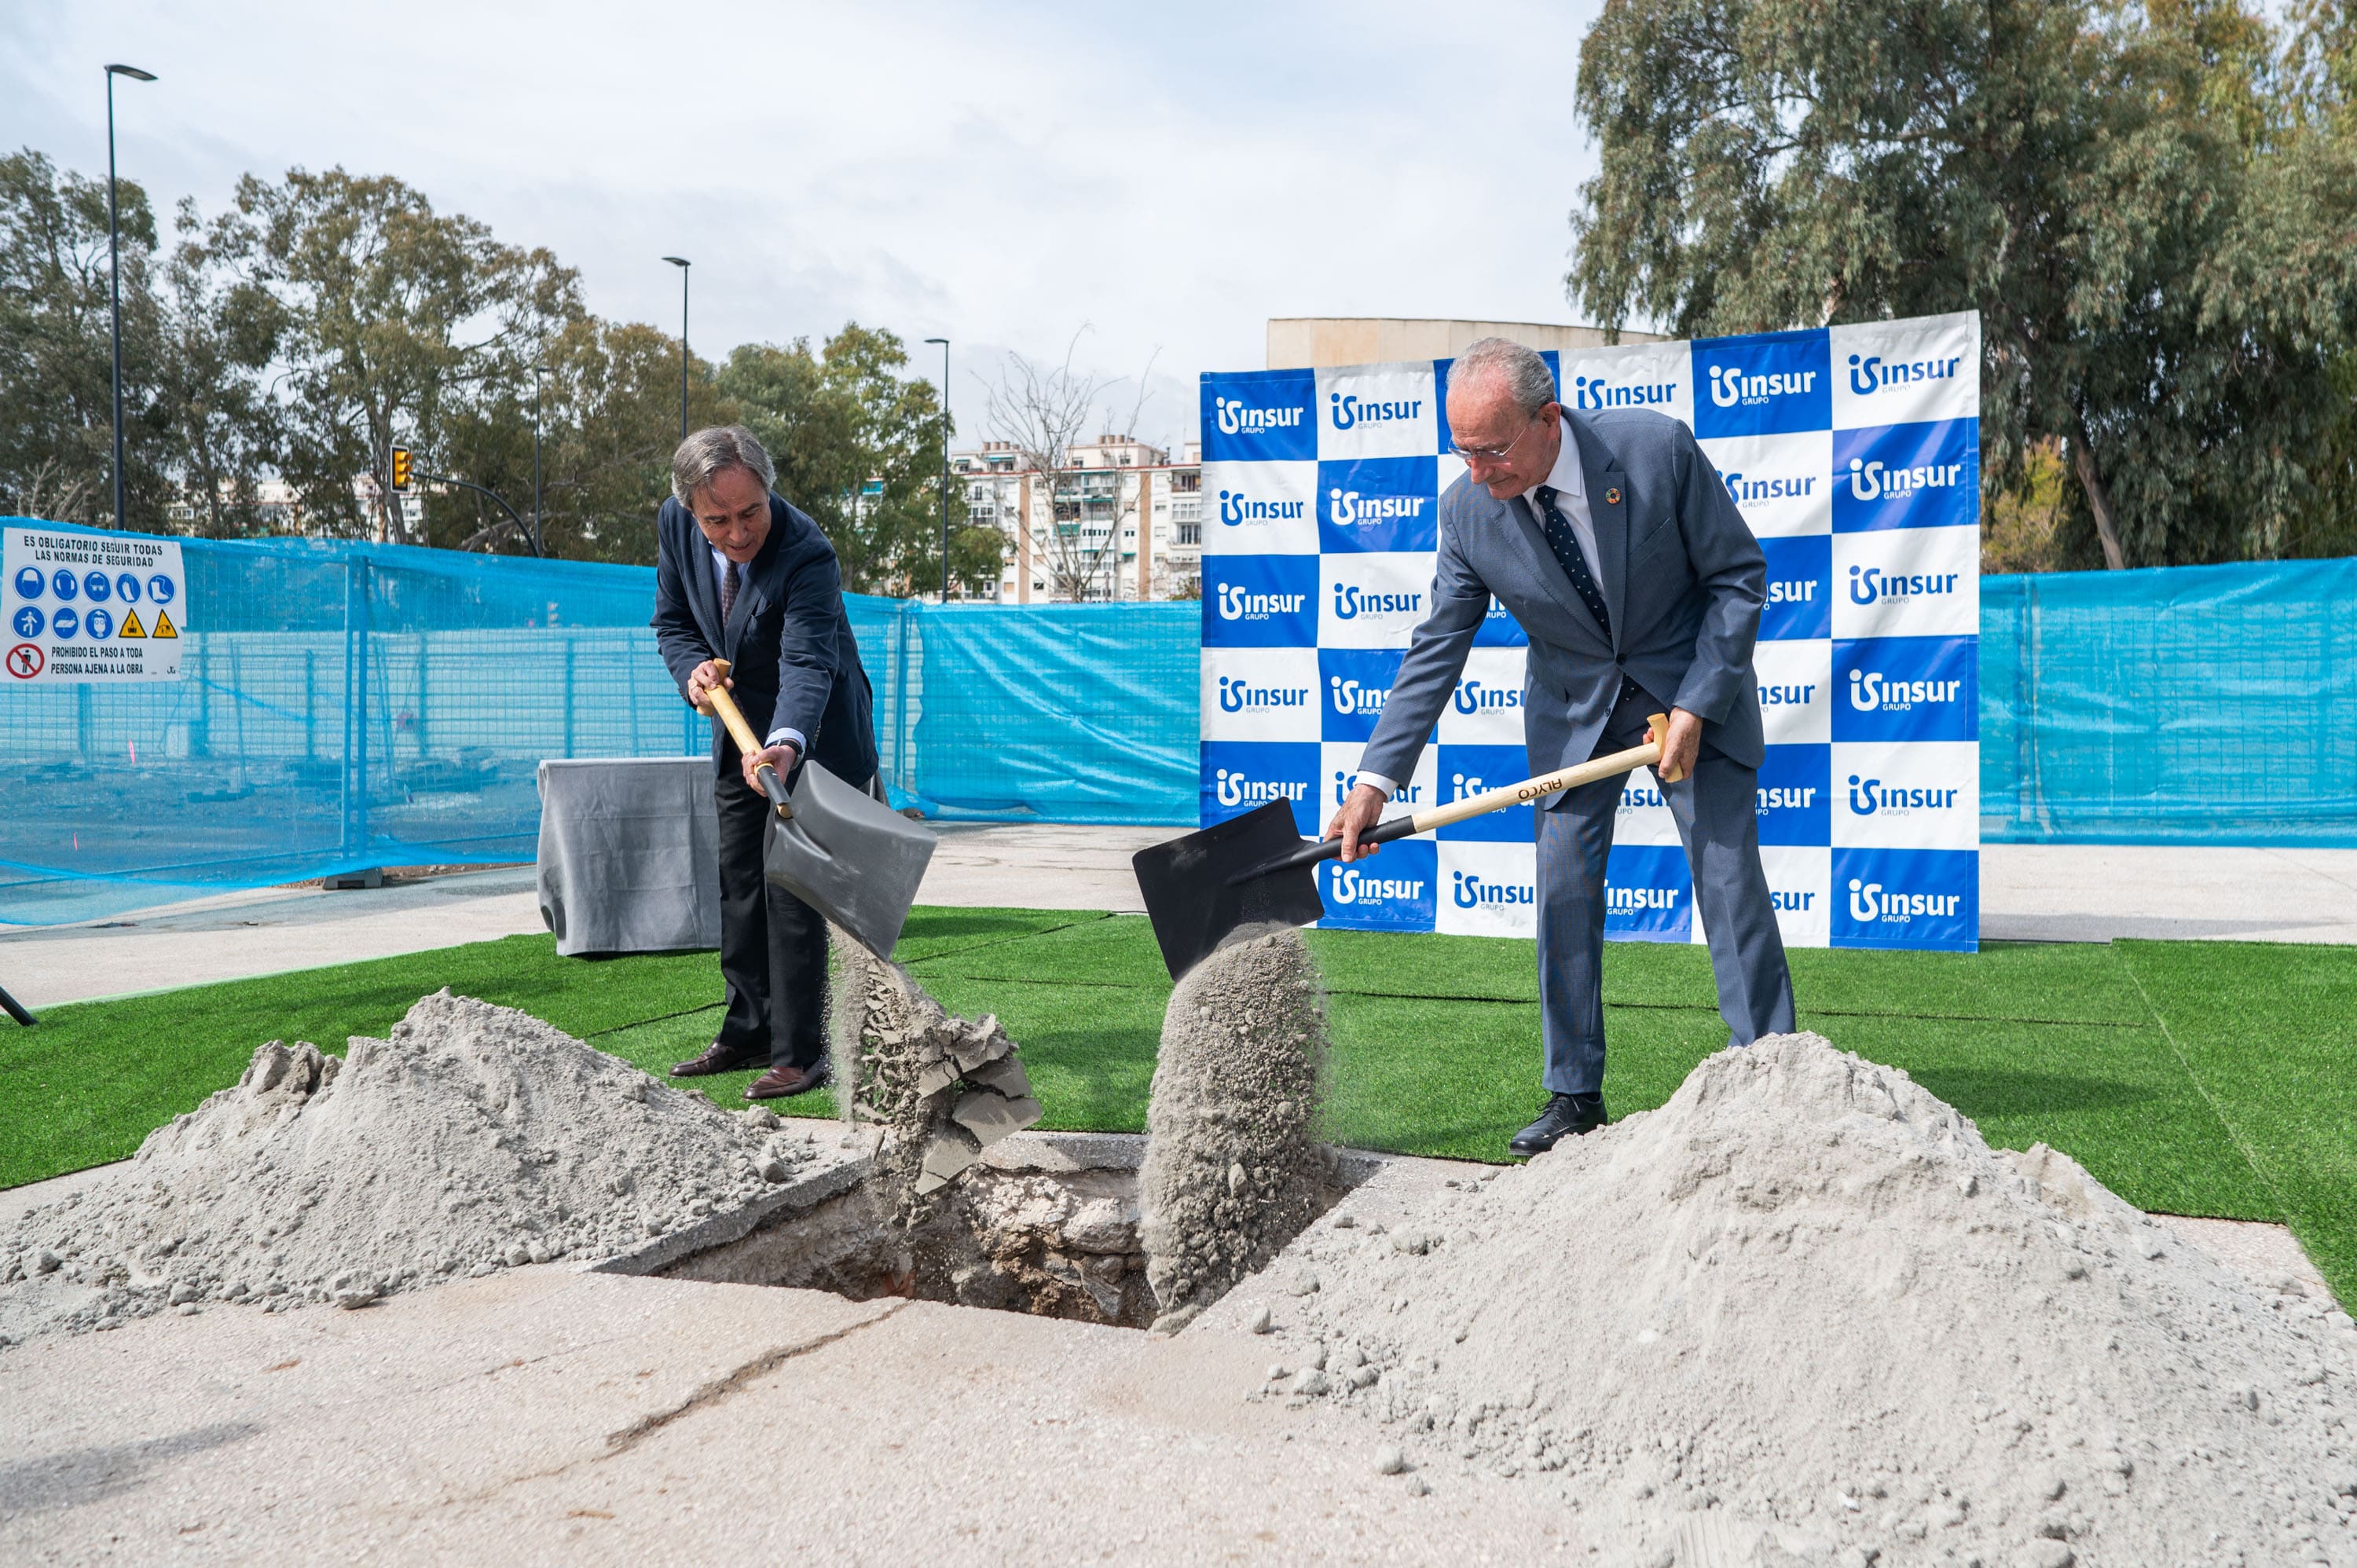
[{"x1": 761, "y1": 761, "x2": 937, "y2": 960}]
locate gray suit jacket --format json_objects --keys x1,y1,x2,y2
[{"x1": 1360, "y1": 408, "x2": 1766, "y2": 800}]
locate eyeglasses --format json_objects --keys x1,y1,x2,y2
[{"x1": 1449, "y1": 409, "x2": 1550, "y2": 463}]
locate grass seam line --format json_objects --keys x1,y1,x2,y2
[
  {"x1": 580, "y1": 1002, "x2": 725, "y2": 1040},
  {"x1": 907, "y1": 970, "x2": 2146, "y2": 1028},
  {"x1": 2119, "y1": 954, "x2": 2297, "y2": 1230},
  {"x1": 889, "y1": 912, "x2": 1113, "y2": 968}
]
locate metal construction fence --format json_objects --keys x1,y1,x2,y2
[
  {"x1": 1, "y1": 521, "x2": 2350, "y2": 926},
  {"x1": 0, "y1": 522, "x2": 1196, "y2": 926},
  {"x1": 1980, "y1": 555, "x2": 2357, "y2": 846}
]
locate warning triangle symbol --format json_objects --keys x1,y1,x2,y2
[
  {"x1": 151, "y1": 609, "x2": 178, "y2": 639},
  {"x1": 118, "y1": 608, "x2": 146, "y2": 639}
]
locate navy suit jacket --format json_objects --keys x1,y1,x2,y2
[
  {"x1": 1359, "y1": 408, "x2": 1766, "y2": 799},
  {"x1": 651, "y1": 492, "x2": 880, "y2": 785}
]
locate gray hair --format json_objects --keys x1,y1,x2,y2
[
  {"x1": 671, "y1": 425, "x2": 776, "y2": 506},
  {"x1": 1450, "y1": 338, "x2": 1556, "y2": 417}
]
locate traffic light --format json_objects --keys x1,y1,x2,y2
[{"x1": 391, "y1": 445, "x2": 412, "y2": 493}]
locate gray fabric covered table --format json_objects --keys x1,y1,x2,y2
[{"x1": 536, "y1": 757, "x2": 722, "y2": 956}]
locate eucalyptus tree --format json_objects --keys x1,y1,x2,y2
[{"x1": 1567, "y1": 0, "x2": 2357, "y2": 566}]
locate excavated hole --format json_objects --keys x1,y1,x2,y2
[{"x1": 640, "y1": 1133, "x2": 1365, "y2": 1331}]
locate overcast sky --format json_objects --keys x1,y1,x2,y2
[{"x1": 2, "y1": 0, "x2": 1611, "y2": 452}]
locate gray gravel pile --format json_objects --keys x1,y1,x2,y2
[
  {"x1": 834, "y1": 935, "x2": 1042, "y2": 1230},
  {"x1": 0, "y1": 991, "x2": 816, "y2": 1346},
  {"x1": 1141, "y1": 925, "x2": 1332, "y2": 1333},
  {"x1": 1262, "y1": 1032, "x2": 2357, "y2": 1567}
]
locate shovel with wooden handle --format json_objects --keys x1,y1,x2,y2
[
  {"x1": 699, "y1": 659, "x2": 937, "y2": 960},
  {"x1": 1135, "y1": 714, "x2": 1677, "y2": 980}
]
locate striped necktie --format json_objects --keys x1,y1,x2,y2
[{"x1": 720, "y1": 559, "x2": 742, "y2": 624}]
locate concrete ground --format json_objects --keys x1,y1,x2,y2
[
  {"x1": 0, "y1": 1129, "x2": 2337, "y2": 1566},
  {"x1": 4, "y1": 830, "x2": 2355, "y2": 1011}
]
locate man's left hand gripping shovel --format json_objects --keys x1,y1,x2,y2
[{"x1": 701, "y1": 659, "x2": 936, "y2": 960}]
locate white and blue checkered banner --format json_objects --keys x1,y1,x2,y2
[{"x1": 1199, "y1": 310, "x2": 1981, "y2": 953}]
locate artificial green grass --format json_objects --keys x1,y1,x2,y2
[{"x1": 3, "y1": 909, "x2": 2349, "y2": 1304}]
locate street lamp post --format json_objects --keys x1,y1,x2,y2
[
  {"x1": 924, "y1": 337, "x2": 949, "y2": 603},
  {"x1": 532, "y1": 363, "x2": 551, "y2": 558},
  {"x1": 104, "y1": 63, "x2": 156, "y2": 532},
  {"x1": 662, "y1": 257, "x2": 690, "y2": 441}
]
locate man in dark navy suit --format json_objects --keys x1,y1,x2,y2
[{"x1": 651, "y1": 426, "x2": 880, "y2": 1099}]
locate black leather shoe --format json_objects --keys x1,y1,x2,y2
[
  {"x1": 670, "y1": 1040, "x2": 766, "y2": 1078},
  {"x1": 745, "y1": 1061, "x2": 830, "y2": 1100},
  {"x1": 1509, "y1": 1093, "x2": 1606, "y2": 1155}
]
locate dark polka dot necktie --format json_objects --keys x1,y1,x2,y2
[
  {"x1": 1535, "y1": 483, "x2": 1640, "y2": 702},
  {"x1": 720, "y1": 559, "x2": 742, "y2": 623},
  {"x1": 1534, "y1": 483, "x2": 1610, "y2": 639}
]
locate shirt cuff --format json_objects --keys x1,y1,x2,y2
[
  {"x1": 1353, "y1": 771, "x2": 1399, "y2": 797},
  {"x1": 764, "y1": 727, "x2": 807, "y2": 754}
]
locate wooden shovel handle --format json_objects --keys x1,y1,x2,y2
[
  {"x1": 698, "y1": 658, "x2": 764, "y2": 754},
  {"x1": 698, "y1": 659, "x2": 793, "y2": 817},
  {"x1": 1406, "y1": 713, "x2": 1673, "y2": 833}
]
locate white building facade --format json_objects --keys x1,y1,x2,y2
[{"x1": 952, "y1": 434, "x2": 1201, "y2": 603}]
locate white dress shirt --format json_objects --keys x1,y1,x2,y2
[
  {"x1": 709, "y1": 544, "x2": 805, "y2": 756},
  {"x1": 1352, "y1": 416, "x2": 1590, "y2": 802}
]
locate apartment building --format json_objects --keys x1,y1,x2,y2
[{"x1": 952, "y1": 434, "x2": 1201, "y2": 603}]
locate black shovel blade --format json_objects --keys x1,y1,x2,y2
[{"x1": 1133, "y1": 800, "x2": 1327, "y2": 981}]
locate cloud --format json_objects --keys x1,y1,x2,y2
[{"x1": 0, "y1": 0, "x2": 1608, "y2": 451}]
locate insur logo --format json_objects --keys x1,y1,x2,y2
[
  {"x1": 1451, "y1": 680, "x2": 1521, "y2": 716},
  {"x1": 1216, "y1": 676, "x2": 1309, "y2": 713},
  {"x1": 1217, "y1": 583, "x2": 1307, "y2": 621},
  {"x1": 1707, "y1": 365, "x2": 1817, "y2": 408},
  {"x1": 1329, "y1": 866, "x2": 1427, "y2": 906},
  {"x1": 1847, "y1": 878, "x2": 1963, "y2": 923},
  {"x1": 1567, "y1": 373, "x2": 1676, "y2": 412},
  {"x1": 1329, "y1": 675, "x2": 1390, "y2": 717},
  {"x1": 1847, "y1": 353, "x2": 1963, "y2": 397},
  {"x1": 1219, "y1": 489, "x2": 1306, "y2": 526},
  {"x1": 1332, "y1": 583, "x2": 1424, "y2": 621},
  {"x1": 1846, "y1": 456, "x2": 1964, "y2": 502},
  {"x1": 1329, "y1": 489, "x2": 1428, "y2": 529},
  {"x1": 1452, "y1": 870, "x2": 1535, "y2": 909},
  {"x1": 1846, "y1": 669, "x2": 1964, "y2": 712},
  {"x1": 1328, "y1": 392, "x2": 1423, "y2": 430},
  {"x1": 1847, "y1": 775, "x2": 1961, "y2": 815},
  {"x1": 1213, "y1": 396, "x2": 1303, "y2": 437},
  {"x1": 1215, "y1": 768, "x2": 1307, "y2": 809},
  {"x1": 1848, "y1": 566, "x2": 1960, "y2": 606}
]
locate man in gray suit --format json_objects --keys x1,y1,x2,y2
[{"x1": 1327, "y1": 338, "x2": 1794, "y2": 1153}]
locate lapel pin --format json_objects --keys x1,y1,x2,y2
[{"x1": 1604, "y1": 487, "x2": 1622, "y2": 506}]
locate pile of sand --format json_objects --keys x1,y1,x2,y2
[
  {"x1": 1141, "y1": 925, "x2": 1332, "y2": 1332},
  {"x1": 0, "y1": 991, "x2": 815, "y2": 1346},
  {"x1": 1263, "y1": 1033, "x2": 2357, "y2": 1566}
]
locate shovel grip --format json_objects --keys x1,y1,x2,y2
[
  {"x1": 698, "y1": 658, "x2": 794, "y2": 819},
  {"x1": 1243, "y1": 814, "x2": 1420, "y2": 881}
]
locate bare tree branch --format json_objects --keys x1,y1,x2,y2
[{"x1": 982, "y1": 328, "x2": 1160, "y2": 602}]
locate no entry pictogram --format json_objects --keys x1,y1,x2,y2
[{"x1": 7, "y1": 642, "x2": 43, "y2": 679}]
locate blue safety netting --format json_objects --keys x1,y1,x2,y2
[
  {"x1": 0, "y1": 521, "x2": 1199, "y2": 927},
  {"x1": 5, "y1": 520, "x2": 2353, "y2": 928},
  {"x1": 1980, "y1": 556, "x2": 2357, "y2": 845}
]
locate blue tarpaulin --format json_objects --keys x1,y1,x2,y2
[{"x1": 2, "y1": 519, "x2": 2352, "y2": 926}]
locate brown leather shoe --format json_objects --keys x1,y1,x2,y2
[
  {"x1": 744, "y1": 1061, "x2": 830, "y2": 1100},
  {"x1": 670, "y1": 1040, "x2": 766, "y2": 1078}
]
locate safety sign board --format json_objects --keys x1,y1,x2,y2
[{"x1": 3, "y1": 526, "x2": 188, "y2": 683}]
